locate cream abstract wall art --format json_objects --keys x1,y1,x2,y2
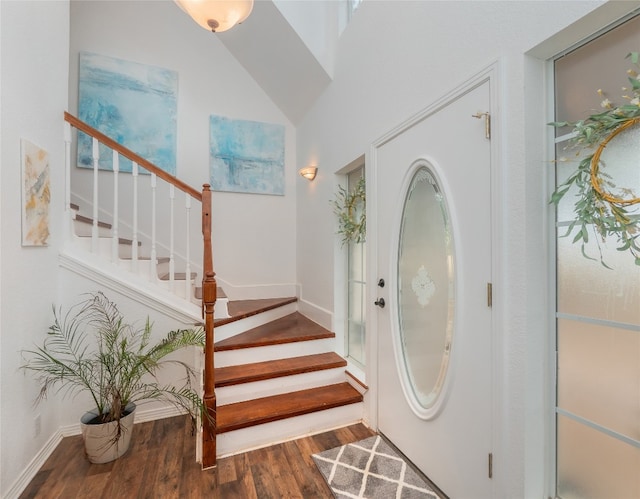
[{"x1": 21, "y1": 139, "x2": 50, "y2": 246}]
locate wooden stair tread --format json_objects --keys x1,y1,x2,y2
[
  {"x1": 120, "y1": 256, "x2": 171, "y2": 263},
  {"x1": 74, "y1": 213, "x2": 112, "y2": 229},
  {"x1": 119, "y1": 237, "x2": 142, "y2": 246},
  {"x1": 215, "y1": 352, "x2": 347, "y2": 387},
  {"x1": 214, "y1": 297, "x2": 297, "y2": 327},
  {"x1": 216, "y1": 382, "x2": 362, "y2": 434},
  {"x1": 215, "y1": 312, "x2": 333, "y2": 351},
  {"x1": 71, "y1": 210, "x2": 140, "y2": 247},
  {"x1": 158, "y1": 272, "x2": 197, "y2": 281},
  {"x1": 76, "y1": 234, "x2": 141, "y2": 246}
]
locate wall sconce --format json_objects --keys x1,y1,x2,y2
[
  {"x1": 299, "y1": 167, "x2": 318, "y2": 181},
  {"x1": 174, "y1": 0, "x2": 254, "y2": 33}
]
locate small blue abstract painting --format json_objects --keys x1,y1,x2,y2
[
  {"x1": 77, "y1": 52, "x2": 178, "y2": 175},
  {"x1": 210, "y1": 115, "x2": 285, "y2": 195}
]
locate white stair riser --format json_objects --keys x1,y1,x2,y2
[
  {"x1": 117, "y1": 242, "x2": 142, "y2": 260},
  {"x1": 213, "y1": 301, "x2": 298, "y2": 342},
  {"x1": 214, "y1": 299, "x2": 230, "y2": 319},
  {"x1": 156, "y1": 278, "x2": 194, "y2": 300},
  {"x1": 73, "y1": 220, "x2": 112, "y2": 238},
  {"x1": 216, "y1": 402, "x2": 363, "y2": 458},
  {"x1": 73, "y1": 234, "x2": 147, "y2": 261},
  {"x1": 191, "y1": 296, "x2": 230, "y2": 319},
  {"x1": 216, "y1": 368, "x2": 347, "y2": 405},
  {"x1": 73, "y1": 234, "x2": 115, "y2": 258},
  {"x1": 119, "y1": 258, "x2": 154, "y2": 280},
  {"x1": 73, "y1": 232, "x2": 202, "y2": 284},
  {"x1": 215, "y1": 338, "x2": 335, "y2": 367},
  {"x1": 157, "y1": 261, "x2": 194, "y2": 277},
  {"x1": 72, "y1": 231, "x2": 234, "y2": 318}
]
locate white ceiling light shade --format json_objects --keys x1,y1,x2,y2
[{"x1": 174, "y1": 0, "x2": 254, "y2": 33}]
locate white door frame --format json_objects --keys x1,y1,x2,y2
[{"x1": 366, "y1": 61, "x2": 504, "y2": 494}]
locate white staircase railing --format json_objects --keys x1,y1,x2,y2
[{"x1": 63, "y1": 112, "x2": 213, "y2": 308}]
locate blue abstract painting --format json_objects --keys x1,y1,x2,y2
[
  {"x1": 77, "y1": 52, "x2": 178, "y2": 175},
  {"x1": 210, "y1": 115, "x2": 285, "y2": 195}
]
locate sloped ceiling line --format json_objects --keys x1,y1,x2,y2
[{"x1": 217, "y1": 0, "x2": 333, "y2": 124}]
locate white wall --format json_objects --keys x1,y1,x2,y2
[
  {"x1": 273, "y1": 0, "x2": 339, "y2": 78},
  {"x1": 68, "y1": 0, "x2": 297, "y2": 298},
  {"x1": 0, "y1": 1, "x2": 70, "y2": 494},
  {"x1": 294, "y1": 1, "x2": 614, "y2": 497}
]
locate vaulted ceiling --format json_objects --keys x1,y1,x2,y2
[{"x1": 216, "y1": 0, "x2": 334, "y2": 124}]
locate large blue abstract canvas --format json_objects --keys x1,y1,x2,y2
[
  {"x1": 210, "y1": 115, "x2": 285, "y2": 195},
  {"x1": 77, "y1": 52, "x2": 178, "y2": 175}
]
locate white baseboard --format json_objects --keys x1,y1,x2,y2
[
  {"x1": 297, "y1": 298, "x2": 333, "y2": 331},
  {"x1": 215, "y1": 277, "x2": 298, "y2": 301},
  {"x1": 59, "y1": 404, "x2": 186, "y2": 437},
  {"x1": 6, "y1": 405, "x2": 186, "y2": 499},
  {"x1": 4, "y1": 431, "x2": 63, "y2": 499}
]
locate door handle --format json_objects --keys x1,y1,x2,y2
[{"x1": 374, "y1": 298, "x2": 385, "y2": 308}]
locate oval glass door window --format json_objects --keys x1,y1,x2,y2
[{"x1": 396, "y1": 163, "x2": 455, "y2": 415}]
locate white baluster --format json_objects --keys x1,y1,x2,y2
[
  {"x1": 91, "y1": 138, "x2": 99, "y2": 253},
  {"x1": 63, "y1": 121, "x2": 72, "y2": 242},
  {"x1": 131, "y1": 161, "x2": 139, "y2": 272},
  {"x1": 150, "y1": 173, "x2": 157, "y2": 282},
  {"x1": 169, "y1": 184, "x2": 175, "y2": 292},
  {"x1": 185, "y1": 194, "x2": 192, "y2": 300},
  {"x1": 111, "y1": 151, "x2": 119, "y2": 263}
]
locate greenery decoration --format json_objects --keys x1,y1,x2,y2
[
  {"x1": 21, "y1": 292, "x2": 207, "y2": 432},
  {"x1": 549, "y1": 52, "x2": 640, "y2": 267},
  {"x1": 332, "y1": 176, "x2": 366, "y2": 246}
]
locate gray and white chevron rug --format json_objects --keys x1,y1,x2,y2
[{"x1": 312, "y1": 435, "x2": 442, "y2": 499}]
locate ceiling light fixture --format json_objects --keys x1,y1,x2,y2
[{"x1": 174, "y1": 0, "x2": 254, "y2": 33}]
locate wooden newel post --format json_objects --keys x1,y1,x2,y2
[
  {"x1": 202, "y1": 271, "x2": 217, "y2": 468},
  {"x1": 201, "y1": 184, "x2": 217, "y2": 469}
]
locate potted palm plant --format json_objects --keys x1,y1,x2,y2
[{"x1": 21, "y1": 291, "x2": 206, "y2": 464}]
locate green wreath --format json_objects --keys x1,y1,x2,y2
[
  {"x1": 549, "y1": 52, "x2": 640, "y2": 267},
  {"x1": 332, "y1": 176, "x2": 366, "y2": 246}
]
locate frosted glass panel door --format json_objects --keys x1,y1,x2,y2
[
  {"x1": 397, "y1": 166, "x2": 454, "y2": 411},
  {"x1": 376, "y1": 77, "x2": 493, "y2": 499},
  {"x1": 553, "y1": 15, "x2": 640, "y2": 499}
]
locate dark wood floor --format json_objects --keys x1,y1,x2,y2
[{"x1": 19, "y1": 415, "x2": 375, "y2": 498}]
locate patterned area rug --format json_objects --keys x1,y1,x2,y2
[{"x1": 312, "y1": 435, "x2": 442, "y2": 499}]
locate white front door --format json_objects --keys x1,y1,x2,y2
[{"x1": 375, "y1": 77, "x2": 494, "y2": 498}]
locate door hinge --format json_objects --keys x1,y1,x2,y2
[
  {"x1": 472, "y1": 111, "x2": 491, "y2": 139},
  {"x1": 487, "y1": 282, "x2": 493, "y2": 308},
  {"x1": 488, "y1": 452, "x2": 493, "y2": 479}
]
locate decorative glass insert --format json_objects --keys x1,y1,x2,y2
[
  {"x1": 347, "y1": 167, "x2": 366, "y2": 367},
  {"x1": 396, "y1": 165, "x2": 454, "y2": 412},
  {"x1": 411, "y1": 265, "x2": 436, "y2": 307}
]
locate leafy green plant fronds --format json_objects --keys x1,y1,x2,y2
[
  {"x1": 332, "y1": 176, "x2": 366, "y2": 246},
  {"x1": 549, "y1": 52, "x2": 640, "y2": 267},
  {"x1": 21, "y1": 292, "x2": 208, "y2": 432}
]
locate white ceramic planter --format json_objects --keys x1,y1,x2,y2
[{"x1": 80, "y1": 403, "x2": 136, "y2": 464}]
